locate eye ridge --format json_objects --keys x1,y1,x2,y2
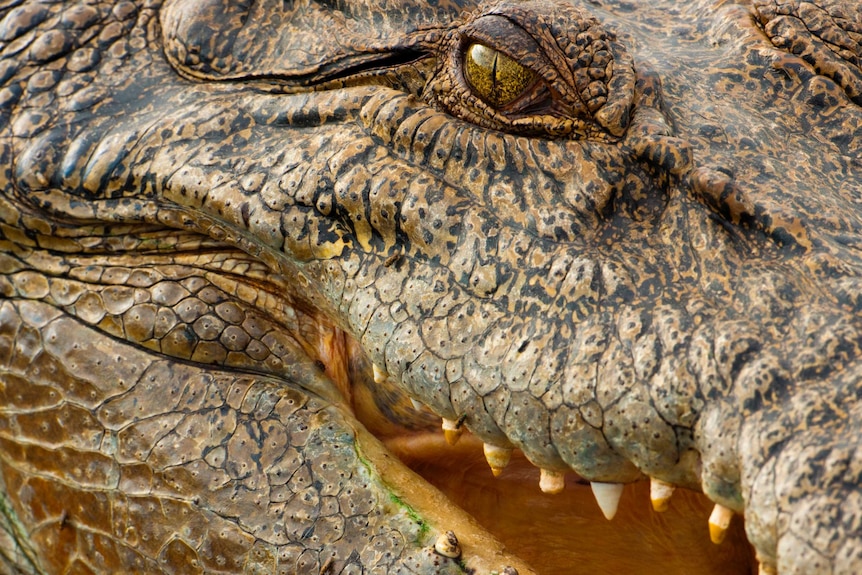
[{"x1": 463, "y1": 42, "x2": 539, "y2": 109}]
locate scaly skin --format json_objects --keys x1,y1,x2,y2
[{"x1": 0, "y1": 0, "x2": 861, "y2": 573}]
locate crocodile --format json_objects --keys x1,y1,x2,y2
[{"x1": 0, "y1": 0, "x2": 860, "y2": 573}]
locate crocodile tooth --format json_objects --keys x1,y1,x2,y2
[
  {"x1": 433, "y1": 530, "x2": 461, "y2": 558},
  {"x1": 372, "y1": 363, "x2": 387, "y2": 384},
  {"x1": 538, "y1": 468, "x2": 566, "y2": 494},
  {"x1": 441, "y1": 418, "x2": 463, "y2": 446},
  {"x1": 482, "y1": 443, "x2": 513, "y2": 477},
  {"x1": 409, "y1": 398, "x2": 424, "y2": 412},
  {"x1": 708, "y1": 503, "x2": 734, "y2": 544},
  {"x1": 590, "y1": 482, "x2": 624, "y2": 520},
  {"x1": 649, "y1": 478, "x2": 675, "y2": 512}
]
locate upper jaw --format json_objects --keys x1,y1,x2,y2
[{"x1": 142, "y1": 92, "x2": 861, "y2": 565}]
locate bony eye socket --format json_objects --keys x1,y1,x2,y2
[{"x1": 463, "y1": 43, "x2": 537, "y2": 109}]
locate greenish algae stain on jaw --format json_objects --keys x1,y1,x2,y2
[
  {"x1": 356, "y1": 442, "x2": 471, "y2": 573},
  {"x1": 387, "y1": 493, "x2": 431, "y2": 544},
  {"x1": 0, "y1": 481, "x2": 42, "y2": 574},
  {"x1": 353, "y1": 439, "x2": 433, "y2": 546},
  {"x1": 351, "y1": 422, "x2": 538, "y2": 575}
]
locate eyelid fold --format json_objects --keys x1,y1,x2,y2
[{"x1": 425, "y1": 1, "x2": 636, "y2": 140}]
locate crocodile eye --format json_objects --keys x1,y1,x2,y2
[
  {"x1": 463, "y1": 43, "x2": 537, "y2": 108},
  {"x1": 426, "y1": 5, "x2": 635, "y2": 139}
]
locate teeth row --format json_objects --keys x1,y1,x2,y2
[
  {"x1": 441, "y1": 418, "x2": 464, "y2": 446},
  {"x1": 708, "y1": 503, "x2": 734, "y2": 544},
  {"x1": 538, "y1": 468, "x2": 566, "y2": 494},
  {"x1": 482, "y1": 443, "x2": 512, "y2": 477},
  {"x1": 649, "y1": 478, "x2": 675, "y2": 512},
  {"x1": 433, "y1": 530, "x2": 520, "y2": 574},
  {"x1": 435, "y1": 417, "x2": 736, "y2": 541},
  {"x1": 433, "y1": 530, "x2": 462, "y2": 558},
  {"x1": 372, "y1": 363, "x2": 388, "y2": 384},
  {"x1": 590, "y1": 482, "x2": 625, "y2": 520}
]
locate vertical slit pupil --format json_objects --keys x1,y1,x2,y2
[{"x1": 463, "y1": 42, "x2": 535, "y2": 108}]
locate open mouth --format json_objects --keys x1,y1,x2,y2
[
  {"x1": 383, "y1": 434, "x2": 757, "y2": 574},
  {"x1": 303, "y1": 316, "x2": 758, "y2": 574}
]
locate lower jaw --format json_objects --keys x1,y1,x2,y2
[{"x1": 382, "y1": 432, "x2": 757, "y2": 575}]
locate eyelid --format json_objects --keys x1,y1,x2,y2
[{"x1": 425, "y1": 2, "x2": 636, "y2": 139}]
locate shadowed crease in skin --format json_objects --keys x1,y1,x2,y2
[{"x1": 0, "y1": 0, "x2": 860, "y2": 574}]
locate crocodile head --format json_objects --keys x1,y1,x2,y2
[{"x1": 1, "y1": 0, "x2": 860, "y2": 573}]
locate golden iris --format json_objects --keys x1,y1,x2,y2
[{"x1": 463, "y1": 43, "x2": 536, "y2": 108}]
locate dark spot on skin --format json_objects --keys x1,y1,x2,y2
[{"x1": 384, "y1": 252, "x2": 402, "y2": 267}]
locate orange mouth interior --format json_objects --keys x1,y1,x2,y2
[{"x1": 385, "y1": 433, "x2": 756, "y2": 574}]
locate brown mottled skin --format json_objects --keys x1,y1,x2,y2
[{"x1": 0, "y1": 0, "x2": 860, "y2": 573}]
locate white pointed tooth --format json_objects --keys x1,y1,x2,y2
[
  {"x1": 372, "y1": 363, "x2": 387, "y2": 384},
  {"x1": 441, "y1": 418, "x2": 463, "y2": 446},
  {"x1": 483, "y1": 443, "x2": 513, "y2": 477},
  {"x1": 650, "y1": 478, "x2": 676, "y2": 512},
  {"x1": 590, "y1": 482, "x2": 624, "y2": 520},
  {"x1": 708, "y1": 503, "x2": 734, "y2": 544},
  {"x1": 539, "y1": 468, "x2": 566, "y2": 494},
  {"x1": 409, "y1": 398, "x2": 424, "y2": 412}
]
